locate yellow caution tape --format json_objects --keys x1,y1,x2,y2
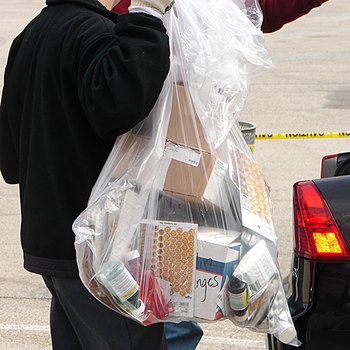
[{"x1": 255, "y1": 132, "x2": 350, "y2": 140}]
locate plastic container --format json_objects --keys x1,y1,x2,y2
[{"x1": 97, "y1": 261, "x2": 145, "y2": 317}]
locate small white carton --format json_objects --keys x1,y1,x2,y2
[{"x1": 194, "y1": 228, "x2": 241, "y2": 320}]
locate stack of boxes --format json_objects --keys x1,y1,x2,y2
[
  {"x1": 158, "y1": 84, "x2": 242, "y2": 319},
  {"x1": 112, "y1": 84, "x2": 242, "y2": 320},
  {"x1": 111, "y1": 84, "x2": 223, "y2": 201},
  {"x1": 163, "y1": 84, "x2": 216, "y2": 200}
]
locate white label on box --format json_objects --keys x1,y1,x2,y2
[
  {"x1": 164, "y1": 141, "x2": 201, "y2": 167},
  {"x1": 212, "y1": 158, "x2": 228, "y2": 178},
  {"x1": 203, "y1": 158, "x2": 228, "y2": 206}
]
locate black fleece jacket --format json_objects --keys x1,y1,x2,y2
[{"x1": 0, "y1": 0, "x2": 170, "y2": 276}]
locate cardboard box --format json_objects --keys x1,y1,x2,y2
[
  {"x1": 167, "y1": 84, "x2": 211, "y2": 153},
  {"x1": 112, "y1": 133, "x2": 149, "y2": 180},
  {"x1": 194, "y1": 229, "x2": 241, "y2": 320},
  {"x1": 112, "y1": 83, "x2": 210, "y2": 180},
  {"x1": 111, "y1": 85, "x2": 229, "y2": 200},
  {"x1": 163, "y1": 140, "x2": 229, "y2": 201},
  {"x1": 112, "y1": 135, "x2": 227, "y2": 201},
  {"x1": 163, "y1": 141, "x2": 218, "y2": 198},
  {"x1": 163, "y1": 82, "x2": 230, "y2": 198}
]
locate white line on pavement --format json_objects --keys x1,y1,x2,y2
[
  {"x1": 201, "y1": 336, "x2": 265, "y2": 348},
  {"x1": 275, "y1": 28, "x2": 350, "y2": 36},
  {"x1": 0, "y1": 324, "x2": 49, "y2": 332},
  {"x1": 276, "y1": 53, "x2": 350, "y2": 62}
]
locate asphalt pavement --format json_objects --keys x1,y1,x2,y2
[{"x1": 0, "y1": 0, "x2": 349, "y2": 349}]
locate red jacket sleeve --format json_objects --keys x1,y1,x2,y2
[
  {"x1": 112, "y1": 0, "x2": 130, "y2": 14},
  {"x1": 260, "y1": 0, "x2": 328, "y2": 33},
  {"x1": 112, "y1": 0, "x2": 328, "y2": 34}
]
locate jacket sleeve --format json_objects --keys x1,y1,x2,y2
[
  {"x1": 76, "y1": 13, "x2": 170, "y2": 139},
  {"x1": 260, "y1": 0, "x2": 328, "y2": 33}
]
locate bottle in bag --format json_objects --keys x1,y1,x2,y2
[
  {"x1": 98, "y1": 261, "x2": 145, "y2": 318},
  {"x1": 227, "y1": 275, "x2": 248, "y2": 322}
]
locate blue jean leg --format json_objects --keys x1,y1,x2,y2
[{"x1": 164, "y1": 321, "x2": 203, "y2": 350}]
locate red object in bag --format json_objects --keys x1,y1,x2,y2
[
  {"x1": 126, "y1": 255, "x2": 172, "y2": 323},
  {"x1": 140, "y1": 269, "x2": 172, "y2": 324}
]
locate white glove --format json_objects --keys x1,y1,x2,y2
[{"x1": 130, "y1": 0, "x2": 175, "y2": 14}]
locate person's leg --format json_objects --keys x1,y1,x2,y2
[
  {"x1": 43, "y1": 275, "x2": 167, "y2": 350},
  {"x1": 43, "y1": 276, "x2": 83, "y2": 350},
  {"x1": 164, "y1": 321, "x2": 203, "y2": 350}
]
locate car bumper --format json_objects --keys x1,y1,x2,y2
[{"x1": 266, "y1": 254, "x2": 350, "y2": 349}]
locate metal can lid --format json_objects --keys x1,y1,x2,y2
[{"x1": 227, "y1": 275, "x2": 247, "y2": 294}]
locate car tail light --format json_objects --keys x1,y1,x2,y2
[{"x1": 293, "y1": 180, "x2": 350, "y2": 260}]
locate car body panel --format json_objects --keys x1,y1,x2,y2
[
  {"x1": 267, "y1": 158, "x2": 350, "y2": 349},
  {"x1": 268, "y1": 255, "x2": 350, "y2": 349}
]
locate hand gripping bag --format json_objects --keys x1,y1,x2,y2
[{"x1": 73, "y1": 0, "x2": 300, "y2": 346}]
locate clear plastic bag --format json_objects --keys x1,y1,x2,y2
[{"x1": 73, "y1": 0, "x2": 300, "y2": 346}]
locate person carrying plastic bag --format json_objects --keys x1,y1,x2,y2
[
  {"x1": 73, "y1": 0, "x2": 303, "y2": 347},
  {"x1": 0, "y1": 0, "x2": 174, "y2": 348}
]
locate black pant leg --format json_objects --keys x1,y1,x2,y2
[
  {"x1": 44, "y1": 275, "x2": 167, "y2": 350},
  {"x1": 42, "y1": 276, "x2": 83, "y2": 350}
]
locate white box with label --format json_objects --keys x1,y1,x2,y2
[{"x1": 194, "y1": 229, "x2": 241, "y2": 320}]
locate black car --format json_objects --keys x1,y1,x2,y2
[{"x1": 267, "y1": 152, "x2": 350, "y2": 350}]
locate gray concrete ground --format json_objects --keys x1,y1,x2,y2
[{"x1": 1, "y1": 0, "x2": 349, "y2": 349}]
